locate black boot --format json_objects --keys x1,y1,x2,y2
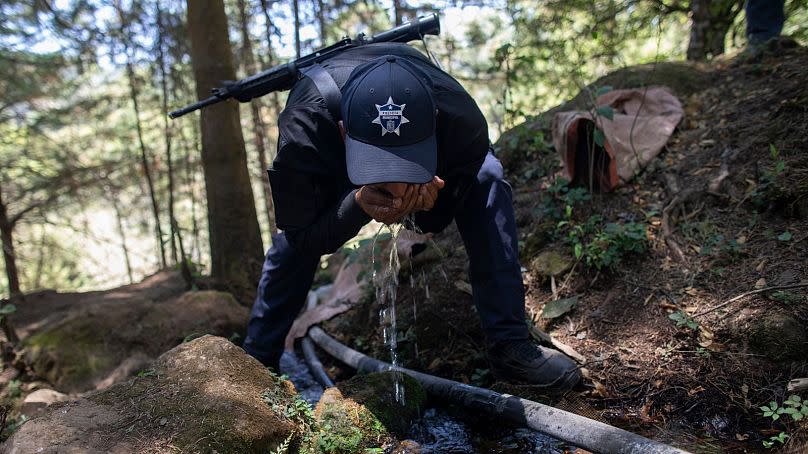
[{"x1": 487, "y1": 338, "x2": 580, "y2": 393}]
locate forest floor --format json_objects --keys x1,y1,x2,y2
[
  {"x1": 0, "y1": 42, "x2": 806, "y2": 454},
  {"x1": 321, "y1": 41, "x2": 808, "y2": 453}
]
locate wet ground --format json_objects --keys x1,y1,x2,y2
[{"x1": 280, "y1": 350, "x2": 566, "y2": 453}]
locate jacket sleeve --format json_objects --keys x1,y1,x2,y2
[{"x1": 269, "y1": 164, "x2": 370, "y2": 257}]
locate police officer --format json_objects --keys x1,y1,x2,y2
[{"x1": 244, "y1": 42, "x2": 580, "y2": 392}]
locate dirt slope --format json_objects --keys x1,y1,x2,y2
[{"x1": 324, "y1": 42, "x2": 808, "y2": 453}]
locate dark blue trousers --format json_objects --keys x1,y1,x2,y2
[
  {"x1": 244, "y1": 152, "x2": 528, "y2": 370},
  {"x1": 746, "y1": 0, "x2": 785, "y2": 45}
]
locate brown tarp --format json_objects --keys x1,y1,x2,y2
[
  {"x1": 552, "y1": 86, "x2": 683, "y2": 192},
  {"x1": 284, "y1": 230, "x2": 429, "y2": 350}
]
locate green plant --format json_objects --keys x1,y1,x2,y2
[
  {"x1": 751, "y1": 144, "x2": 787, "y2": 209},
  {"x1": 761, "y1": 395, "x2": 808, "y2": 422},
  {"x1": 6, "y1": 379, "x2": 22, "y2": 399},
  {"x1": 565, "y1": 218, "x2": 647, "y2": 270},
  {"x1": 136, "y1": 369, "x2": 156, "y2": 378},
  {"x1": 0, "y1": 304, "x2": 16, "y2": 323},
  {"x1": 762, "y1": 432, "x2": 788, "y2": 449},
  {"x1": 669, "y1": 310, "x2": 699, "y2": 330},
  {"x1": 759, "y1": 395, "x2": 807, "y2": 449}
]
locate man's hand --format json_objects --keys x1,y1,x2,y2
[{"x1": 355, "y1": 176, "x2": 445, "y2": 225}]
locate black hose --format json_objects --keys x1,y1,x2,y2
[{"x1": 307, "y1": 326, "x2": 690, "y2": 454}]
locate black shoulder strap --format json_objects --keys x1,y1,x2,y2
[{"x1": 302, "y1": 64, "x2": 341, "y2": 121}]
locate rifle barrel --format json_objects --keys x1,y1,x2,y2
[{"x1": 168, "y1": 95, "x2": 222, "y2": 119}]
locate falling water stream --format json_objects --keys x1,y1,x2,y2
[{"x1": 372, "y1": 222, "x2": 406, "y2": 404}]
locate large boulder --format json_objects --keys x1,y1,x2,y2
[
  {"x1": 2, "y1": 335, "x2": 310, "y2": 453},
  {"x1": 22, "y1": 291, "x2": 248, "y2": 392},
  {"x1": 307, "y1": 371, "x2": 427, "y2": 453}
]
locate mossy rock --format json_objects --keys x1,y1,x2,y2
[
  {"x1": 22, "y1": 291, "x2": 248, "y2": 393},
  {"x1": 4, "y1": 336, "x2": 309, "y2": 453},
  {"x1": 521, "y1": 221, "x2": 556, "y2": 262},
  {"x1": 306, "y1": 371, "x2": 427, "y2": 453},
  {"x1": 747, "y1": 313, "x2": 808, "y2": 361},
  {"x1": 530, "y1": 249, "x2": 574, "y2": 282}
]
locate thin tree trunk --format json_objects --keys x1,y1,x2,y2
[
  {"x1": 189, "y1": 120, "x2": 202, "y2": 264},
  {"x1": 0, "y1": 189, "x2": 21, "y2": 301},
  {"x1": 187, "y1": 0, "x2": 264, "y2": 303},
  {"x1": 33, "y1": 226, "x2": 46, "y2": 289},
  {"x1": 687, "y1": 0, "x2": 743, "y2": 61},
  {"x1": 393, "y1": 0, "x2": 403, "y2": 25},
  {"x1": 114, "y1": 1, "x2": 167, "y2": 269},
  {"x1": 110, "y1": 190, "x2": 134, "y2": 284},
  {"x1": 237, "y1": 0, "x2": 277, "y2": 236},
  {"x1": 315, "y1": 0, "x2": 327, "y2": 45},
  {"x1": 156, "y1": 1, "x2": 193, "y2": 288},
  {"x1": 292, "y1": 0, "x2": 301, "y2": 58},
  {"x1": 0, "y1": 187, "x2": 21, "y2": 345}
]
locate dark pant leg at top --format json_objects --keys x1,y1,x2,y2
[
  {"x1": 244, "y1": 232, "x2": 320, "y2": 370},
  {"x1": 746, "y1": 0, "x2": 785, "y2": 45},
  {"x1": 454, "y1": 151, "x2": 528, "y2": 344}
]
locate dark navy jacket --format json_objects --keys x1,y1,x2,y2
[{"x1": 269, "y1": 43, "x2": 489, "y2": 256}]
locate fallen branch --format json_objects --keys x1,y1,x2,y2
[
  {"x1": 787, "y1": 378, "x2": 808, "y2": 393},
  {"x1": 692, "y1": 282, "x2": 808, "y2": 318},
  {"x1": 527, "y1": 322, "x2": 587, "y2": 364}
]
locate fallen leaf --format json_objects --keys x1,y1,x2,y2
[
  {"x1": 427, "y1": 358, "x2": 442, "y2": 370},
  {"x1": 541, "y1": 296, "x2": 579, "y2": 319},
  {"x1": 688, "y1": 386, "x2": 705, "y2": 396},
  {"x1": 454, "y1": 280, "x2": 473, "y2": 295},
  {"x1": 756, "y1": 260, "x2": 767, "y2": 272},
  {"x1": 755, "y1": 278, "x2": 767, "y2": 289}
]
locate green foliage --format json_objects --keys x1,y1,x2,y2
[
  {"x1": 759, "y1": 394, "x2": 807, "y2": 448},
  {"x1": 750, "y1": 144, "x2": 787, "y2": 209},
  {"x1": 0, "y1": 303, "x2": 16, "y2": 323},
  {"x1": 669, "y1": 310, "x2": 699, "y2": 330},
  {"x1": 6, "y1": 379, "x2": 22, "y2": 399},
  {"x1": 562, "y1": 215, "x2": 647, "y2": 270},
  {"x1": 136, "y1": 369, "x2": 156, "y2": 378},
  {"x1": 535, "y1": 179, "x2": 647, "y2": 270},
  {"x1": 761, "y1": 395, "x2": 808, "y2": 422},
  {"x1": 770, "y1": 291, "x2": 805, "y2": 304}
]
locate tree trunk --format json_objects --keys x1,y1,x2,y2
[
  {"x1": 0, "y1": 189, "x2": 21, "y2": 301},
  {"x1": 237, "y1": 0, "x2": 277, "y2": 236},
  {"x1": 292, "y1": 0, "x2": 302, "y2": 58},
  {"x1": 315, "y1": 0, "x2": 327, "y2": 45},
  {"x1": 187, "y1": 0, "x2": 264, "y2": 303},
  {"x1": 0, "y1": 187, "x2": 21, "y2": 345},
  {"x1": 110, "y1": 190, "x2": 134, "y2": 284},
  {"x1": 687, "y1": 0, "x2": 743, "y2": 61},
  {"x1": 114, "y1": 1, "x2": 167, "y2": 269},
  {"x1": 157, "y1": 2, "x2": 193, "y2": 288},
  {"x1": 393, "y1": 0, "x2": 404, "y2": 26}
]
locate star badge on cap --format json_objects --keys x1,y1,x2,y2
[{"x1": 372, "y1": 96, "x2": 409, "y2": 136}]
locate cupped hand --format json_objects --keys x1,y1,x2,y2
[{"x1": 355, "y1": 176, "x2": 445, "y2": 225}]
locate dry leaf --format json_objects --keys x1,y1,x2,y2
[{"x1": 755, "y1": 278, "x2": 766, "y2": 289}]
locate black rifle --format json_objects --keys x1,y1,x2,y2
[{"x1": 169, "y1": 13, "x2": 440, "y2": 119}]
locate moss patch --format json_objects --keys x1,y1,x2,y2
[
  {"x1": 307, "y1": 371, "x2": 427, "y2": 453},
  {"x1": 21, "y1": 290, "x2": 248, "y2": 393}
]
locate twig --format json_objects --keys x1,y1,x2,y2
[{"x1": 692, "y1": 282, "x2": 808, "y2": 318}]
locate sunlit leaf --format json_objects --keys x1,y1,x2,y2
[{"x1": 541, "y1": 296, "x2": 579, "y2": 319}]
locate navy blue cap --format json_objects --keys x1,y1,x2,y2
[{"x1": 341, "y1": 55, "x2": 437, "y2": 185}]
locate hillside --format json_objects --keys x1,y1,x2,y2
[{"x1": 322, "y1": 41, "x2": 808, "y2": 452}]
